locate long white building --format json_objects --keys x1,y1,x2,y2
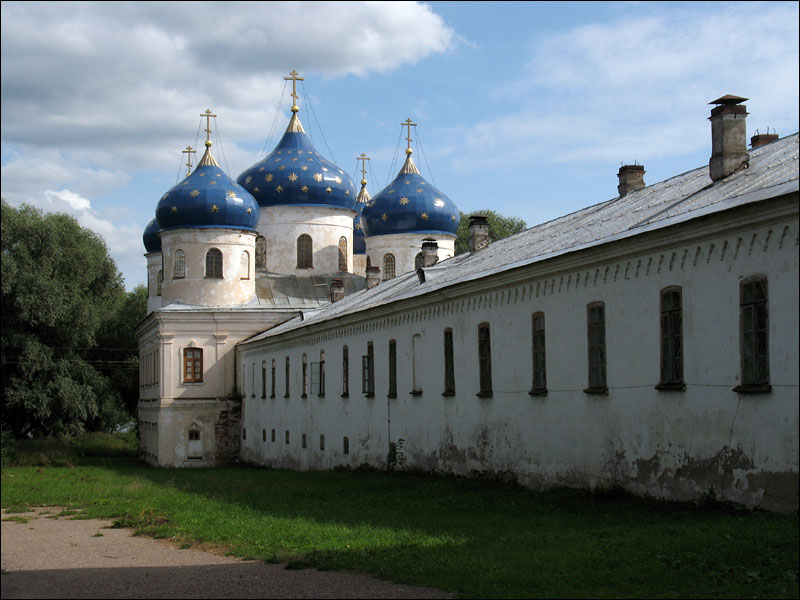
[{"x1": 138, "y1": 90, "x2": 799, "y2": 512}]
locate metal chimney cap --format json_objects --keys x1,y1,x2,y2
[{"x1": 709, "y1": 94, "x2": 748, "y2": 105}]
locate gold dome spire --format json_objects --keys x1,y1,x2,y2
[
  {"x1": 399, "y1": 118, "x2": 421, "y2": 175},
  {"x1": 197, "y1": 109, "x2": 219, "y2": 167},
  {"x1": 356, "y1": 152, "x2": 371, "y2": 203},
  {"x1": 284, "y1": 69, "x2": 307, "y2": 133}
]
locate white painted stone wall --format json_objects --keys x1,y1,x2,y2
[
  {"x1": 237, "y1": 198, "x2": 799, "y2": 511},
  {"x1": 365, "y1": 233, "x2": 455, "y2": 278},
  {"x1": 353, "y1": 253, "x2": 367, "y2": 278},
  {"x1": 145, "y1": 252, "x2": 163, "y2": 315},
  {"x1": 160, "y1": 229, "x2": 256, "y2": 307},
  {"x1": 137, "y1": 308, "x2": 298, "y2": 467},
  {"x1": 257, "y1": 205, "x2": 355, "y2": 275}
]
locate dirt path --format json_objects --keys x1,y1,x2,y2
[{"x1": 1, "y1": 508, "x2": 452, "y2": 599}]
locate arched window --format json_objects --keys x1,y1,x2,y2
[
  {"x1": 366, "y1": 255, "x2": 371, "y2": 269},
  {"x1": 297, "y1": 234, "x2": 313, "y2": 269},
  {"x1": 174, "y1": 250, "x2": 185, "y2": 279},
  {"x1": 415, "y1": 252, "x2": 424, "y2": 270},
  {"x1": 338, "y1": 236, "x2": 348, "y2": 271},
  {"x1": 156, "y1": 270, "x2": 163, "y2": 296},
  {"x1": 240, "y1": 251, "x2": 250, "y2": 280},
  {"x1": 206, "y1": 248, "x2": 223, "y2": 279},
  {"x1": 255, "y1": 235, "x2": 266, "y2": 269},
  {"x1": 383, "y1": 254, "x2": 396, "y2": 280}
]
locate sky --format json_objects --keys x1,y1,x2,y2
[{"x1": 2, "y1": 1, "x2": 798, "y2": 291}]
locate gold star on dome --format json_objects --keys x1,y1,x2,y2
[
  {"x1": 182, "y1": 181, "x2": 188, "y2": 186},
  {"x1": 276, "y1": 185, "x2": 284, "y2": 193},
  {"x1": 286, "y1": 150, "x2": 292, "y2": 155},
  {"x1": 246, "y1": 207, "x2": 252, "y2": 214},
  {"x1": 420, "y1": 212, "x2": 429, "y2": 220},
  {"x1": 292, "y1": 158, "x2": 298, "y2": 162},
  {"x1": 434, "y1": 199, "x2": 445, "y2": 207},
  {"x1": 325, "y1": 186, "x2": 332, "y2": 193},
  {"x1": 211, "y1": 204, "x2": 220, "y2": 212},
  {"x1": 451, "y1": 215, "x2": 456, "y2": 221},
  {"x1": 301, "y1": 166, "x2": 308, "y2": 171},
  {"x1": 334, "y1": 176, "x2": 342, "y2": 184},
  {"x1": 416, "y1": 188, "x2": 423, "y2": 193},
  {"x1": 404, "y1": 179, "x2": 410, "y2": 184},
  {"x1": 297, "y1": 150, "x2": 303, "y2": 155},
  {"x1": 259, "y1": 167, "x2": 265, "y2": 172},
  {"x1": 387, "y1": 189, "x2": 395, "y2": 194},
  {"x1": 277, "y1": 151, "x2": 282, "y2": 154},
  {"x1": 313, "y1": 173, "x2": 323, "y2": 182},
  {"x1": 321, "y1": 167, "x2": 328, "y2": 172},
  {"x1": 279, "y1": 166, "x2": 286, "y2": 171},
  {"x1": 190, "y1": 189, "x2": 200, "y2": 197},
  {"x1": 345, "y1": 190, "x2": 350, "y2": 196},
  {"x1": 209, "y1": 180, "x2": 217, "y2": 185},
  {"x1": 226, "y1": 190, "x2": 236, "y2": 197},
  {"x1": 288, "y1": 173, "x2": 299, "y2": 182},
  {"x1": 301, "y1": 185, "x2": 309, "y2": 192},
  {"x1": 171, "y1": 206, "x2": 178, "y2": 213},
  {"x1": 245, "y1": 176, "x2": 252, "y2": 184},
  {"x1": 400, "y1": 197, "x2": 409, "y2": 205},
  {"x1": 254, "y1": 186, "x2": 260, "y2": 192},
  {"x1": 265, "y1": 174, "x2": 274, "y2": 182},
  {"x1": 275, "y1": 158, "x2": 282, "y2": 162},
  {"x1": 381, "y1": 213, "x2": 388, "y2": 221},
  {"x1": 199, "y1": 173, "x2": 205, "y2": 177}
]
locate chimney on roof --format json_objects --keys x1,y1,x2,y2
[
  {"x1": 366, "y1": 266, "x2": 380, "y2": 289},
  {"x1": 751, "y1": 128, "x2": 779, "y2": 148},
  {"x1": 330, "y1": 278, "x2": 344, "y2": 303},
  {"x1": 468, "y1": 214, "x2": 490, "y2": 253},
  {"x1": 709, "y1": 94, "x2": 750, "y2": 182},
  {"x1": 617, "y1": 164, "x2": 646, "y2": 198},
  {"x1": 421, "y1": 238, "x2": 439, "y2": 267}
]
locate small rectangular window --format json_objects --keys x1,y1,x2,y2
[
  {"x1": 285, "y1": 356, "x2": 290, "y2": 397},
  {"x1": 343, "y1": 436, "x2": 349, "y2": 455},
  {"x1": 301, "y1": 355, "x2": 308, "y2": 398},
  {"x1": 262, "y1": 429, "x2": 266, "y2": 442},
  {"x1": 477, "y1": 324, "x2": 492, "y2": 397},
  {"x1": 657, "y1": 288, "x2": 684, "y2": 390},
  {"x1": 362, "y1": 342, "x2": 374, "y2": 396},
  {"x1": 311, "y1": 362, "x2": 321, "y2": 395},
  {"x1": 271, "y1": 360, "x2": 276, "y2": 398},
  {"x1": 443, "y1": 329, "x2": 455, "y2": 396},
  {"x1": 736, "y1": 277, "x2": 770, "y2": 392},
  {"x1": 342, "y1": 346, "x2": 350, "y2": 397},
  {"x1": 271, "y1": 429, "x2": 276, "y2": 442},
  {"x1": 302, "y1": 433, "x2": 307, "y2": 449},
  {"x1": 585, "y1": 303, "x2": 607, "y2": 394},
  {"x1": 388, "y1": 340, "x2": 397, "y2": 398},
  {"x1": 184, "y1": 348, "x2": 203, "y2": 383},
  {"x1": 285, "y1": 430, "x2": 290, "y2": 445},
  {"x1": 261, "y1": 362, "x2": 267, "y2": 399},
  {"x1": 531, "y1": 313, "x2": 547, "y2": 395},
  {"x1": 320, "y1": 434, "x2": 325, "y2": 451}
]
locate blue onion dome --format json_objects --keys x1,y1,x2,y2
[
  {"x1": 361, "y1": 150, "x2": 460, "y2": 237},
  {"x1": 352, "y1": 180, "x2": 370, "y2": 254},
  {"x1": 156, "y1": 143, "x2": 259, "y2": 232},
  {"x1": 143, "y1": 217, "x2": 161, "y2": 253},
  {"x1": 236, "y1": 110, "x2": 356, "y2": 211}
]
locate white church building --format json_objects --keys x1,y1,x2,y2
[{"x1": 138, "y1": 83, "x2": 799, "y2": 512}]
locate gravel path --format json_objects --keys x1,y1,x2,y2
[{"x1": 1, "y1": 508, "x2": 452, "y2": 599}]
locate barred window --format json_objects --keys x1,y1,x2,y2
[
  {"x1": 531, "y1": 312, "x2": 547, "y2": 395},
  {"x1": 388, "y1": 340, "x2": 397, "y2": 398},
  {"x1": 338, "y1": 237, "x2": 347, "y2": 271},
  {"x1": 270, "y1": 359, "x2": 276, "y2": 398},
  {"x1": 362, "y1": 342, "x2": 375, "y2": 396},
  {"x1": 255, "y1": 235, "x2": 266, "y2": 269},
  {"x1": 261, "y1": 361, "x2": 267, "y2": 399},
  {"x1": 443, "y1": 328, "x2": 455, "y2": 395},
  {"x1": 342, "y1": 345, "x2": 349, "y2": 397},
  {"x1": 285, "y1": 356, "x2": 290, "y2": 397},
  {"x1": 184, "y1": 348, "x2": 203, "y2": 383},
  {"x1": 174, "y1": 249, "x2": 185, "y2": 279},
  {"x1": 658, "y1": 288, "x2": 684, "y2": 389},
  {"x1": 383, "y1": 254, "x2": 396, "y2": 280},
  {"x1": 586, "y1": 303, "x2": 607, "y2": 393},
  {"x1": 737, "y1": 276, "x2": 770, "y2": 391},
  {"x1": 297, "y1": 234, "x2": 313, "y2": 269},
  {"x1": 206, "y1": 248, "x2": 223, "y2": 278},
  {"x1": 240, "y1": 251, "x2": 250, "y2": 280},
  {"x1": 302, "y1": 354, "x2": 308, "y2": 398},
  {"x1": 477, "y1": 323, "x2": 492, "y2": 396}
]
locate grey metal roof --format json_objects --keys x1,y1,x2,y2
[{"x1": 244, "y1": 134, "x2": 799, "y2": 344}]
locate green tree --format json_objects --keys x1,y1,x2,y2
[
  {"x1": 1, "y1": 200, "x2": 129, "y2": 437},
  {"x1": 454, "y1": 210, "x2": 527, "y2": 254}
]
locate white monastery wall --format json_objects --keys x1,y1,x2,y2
[
  {"x1": 238, "y1": 199, "x2": 799, "y2": 511},
  {"x1": 159, "y1": 228, "x2": 256, "y2": 307},
  {"x1": 257, "y1": 205, "x2": 355, "y2": 275},
  {"x1": 145, "y1": 252, "x2": 163, "y2": 315},
  {"x1": 365, "y1": 233, "x2": 455, "y2": 277}
]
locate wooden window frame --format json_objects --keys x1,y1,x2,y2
[
  {"x1": 297, "y1": 234, "x2": 313, "y2": 269},
  {"x1": 477, "y1": 323, "x2": 493, "y2": 397},
  {"x1": 383, "y1": 254, "x2": 396, "y2": 280},
  {"x1": 530, "y1": 312, "x2": 547, "y2": 396},
  {"x1": 388, "y1": 339, "x2": 397, "y2": 398},
  {"x1": 656, "y1": 287, "x2": 685, "y2": 390},
  {"x1": 284, "y1": 356, "x2": 290, "y2": 398},
  {"x1": 183, "y1": 348, "x2": 203, "y2": 383},
  {"x1": 585, "y1": 302, "x2": 608, "y2": 394},
  {"x1": 270, "y1": 359, "x2": 276, "y2": 398},
  {"x1": 443, "y1": 328, "x2": 455, "y2": 396},
  {"x1": 362, "y1": 342, "x2": 375, "y2": 397},
  {"x1": 735, "y1": 276, "x2": 771, "y2": 393},
  {"x1": 261, "y1": 361, "x2": 267, "y2": 399},
  {"x1": 173, "y1": 249, "x2": 186, "y2": 279},
  {"x1": 301, "y1": 354, "x2": 308, "y2": 398},
  {"x1": 342, "y1": 345, "x2": 349, "y2": 397}
]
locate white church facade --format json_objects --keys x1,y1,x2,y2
[{"x1": 138, "y1": 86, "x2": 799, "y2": 512}]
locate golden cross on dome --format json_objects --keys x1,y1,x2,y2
[
  {"x1": 182, "y1": 146, "x2": 196, "y2": 176},
  {"x1": 201, "y1": 109, "x2": 217, "y2": 147},
  {"x1": 284, "y1": 69, "x2": 304, "y2": 112},
  {"x1": 402, "y1": 118, "x2": 417, "y2": 155},
  {"x1": 357, "y1": 153, "x2": 370, "y2": 183}
]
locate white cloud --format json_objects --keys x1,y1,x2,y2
[{"x1": 453, "y1": 2, "x2": 799, "y2": 170}]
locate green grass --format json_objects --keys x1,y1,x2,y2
[{"x1": 1, "y1": 436, "x2": 797, "y2": 598}]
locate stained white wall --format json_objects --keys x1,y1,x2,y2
[
  {"x1": 238, "y1": 201, "x2": 799, "y2": 511},
  {"x1": 365, "y1": 233, "x2": 455, "y2": 278}
]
